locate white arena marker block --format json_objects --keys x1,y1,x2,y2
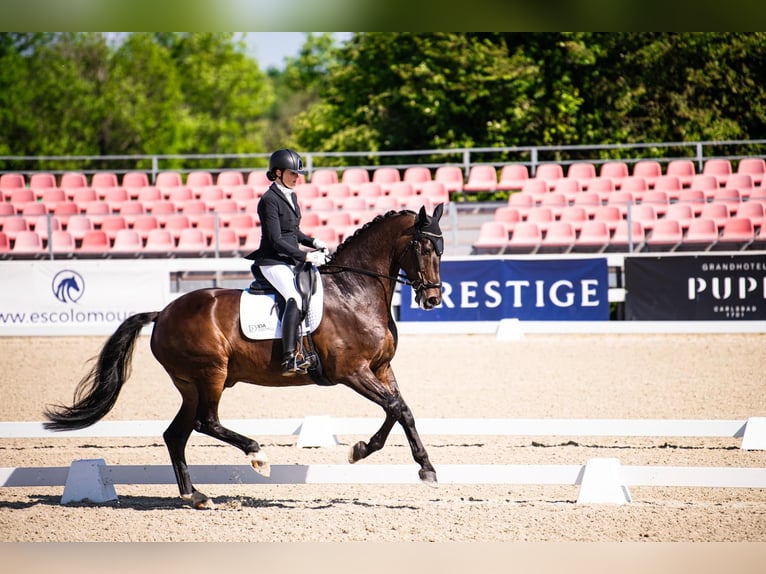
[
  {"x1": 297, "y1": 415, "x2": 338, "y2": 448},
  {"x1": 576, "y1": 458, "x2": 631, "y2": 505},
  {"x1": 741, "y1": 417, "x2": 766, "y2": 450},
  {"x1": 61, "y1": 459, "x2": 117, "y2": 505},
  {"x1": 496, "y1": 318, "x2": 524, "y2": 341}
]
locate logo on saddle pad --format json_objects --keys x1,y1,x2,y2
[{"x1": 239, "y1": 278, "x2": 324, "y2": 340}]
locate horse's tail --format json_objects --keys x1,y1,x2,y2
[{"x1": 43, "y1": 312, "x2": 160, "y2": 431}]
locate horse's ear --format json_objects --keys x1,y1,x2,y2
[
  {"x1": 432, "y1": 203, "x2": 444, "y2": 222},
  {"x1": 417, "y1": 205, "x2": 427, "y2": 226}
]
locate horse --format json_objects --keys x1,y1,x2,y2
[{"x1": 44, "y1": 204, "x2": 445, "y2": 509}]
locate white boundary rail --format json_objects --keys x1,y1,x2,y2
[{"x1": 2, "y1": 416, "x2": 764, "y2": 505}]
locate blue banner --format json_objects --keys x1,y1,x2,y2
[{"x1": 400, "y1": 258, "x2": 610, "y2": 321}]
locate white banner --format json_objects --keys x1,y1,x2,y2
[{"x1": 0, "y1": 260, "x2": 171, "y2": 336}]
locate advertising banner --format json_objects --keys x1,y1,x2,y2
[
  {"x1": 0, "y1": 260, "x2": 170, "y2": 335},
  {"x1": 400, "y1": 258, "x2": 610, "y2": 321},
  {"x1": 625, "y1": 254, "x2": 766, "y2": 320}
]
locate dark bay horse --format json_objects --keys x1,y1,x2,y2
[{"x1": 44, "y1": 204, "x2": 445, "y2": 509}]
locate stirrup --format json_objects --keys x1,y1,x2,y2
[{"x1": 281, "y1": 353, "x2": 312, "y2": 376}]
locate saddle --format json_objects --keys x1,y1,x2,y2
[{"x1": 248, "y1": 261, "x2": 317, "y2": 317}]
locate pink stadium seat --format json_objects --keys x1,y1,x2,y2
[
  {"x1": 39, "y1": 188, "x2": 66, "y2": 209},
  {"x1": 323, "y1": 183, "x2": 352, "y2": 208},
  {"x1": 230, "y1": 186, "x2": 256, "y2": 210},
  {"x1": 51, "y1": 202, "x2": 79, "y2": 226},
  {"x1": 71, "y1": 187, "x2": 98, "y2": 207},
  {"x1": 227, "y1": 213, "x2": 256, "y2": 243},
  {"x1": 736, "y1": 157, "x2": 765, "y2": 186},
  {"x1": 176, "y1": 228, "x2": 208, "y2": 256},
  {"x1": 620, "y1": 176, "x2": 649, "y2": 199},
  {"x1": 505, "y1": 222, "x2": 542, "y2": 254},
  {"x1": 110, "y1": 229, "x2": 143, "y2": 256},
  {"x1": 538, "y1": 221, "x2": 575, "y2": 254},
  {"x1": 419, "y1": 181, "x2": 449, "y2": 204},
  {"x1": 665, "y1": 159, "x2": 696, "y2": 187},
  {"x1": 122, "y1": 172, "x2": 150, "y2": 189},
  {"x1": 143, "y1": 229, "x2": 176, "y2": 257},
  {"x1": 104, "y1": 187, "x2": 129, "y2": 212},
  {"x1": 60, "y1": 172, "x2": 88, "y2": 191},
  {"x1": 552, "y1": 178, "x2": 583, "y2": 202},
  {"x1": 26, "y1": 214, "x2": 60, "y2": 235},
  {"x1": 48, "y1": 230, "x2": 75, "y2": 256},
  {"x1": 699, "y1": 202, "x2": 730, "y2": 231},
  {"x1": 587, "y1": 177, "x2": 616, "y2": 200},
  {"x1": 600, "y1": 161, "x2": 630, "y2": 188},
  {"x1": 689, "y1": 174, "x2": 719, "y2": 195},
  {"x1": 371, "y1": 168, "x2": 401, "y2": 195},
  {"x1": 100, "y1": 215, "x2": 128, "y2": 242},
  {"x1": 645, "y1": 219, "x2": 683, "y2": 252},
  {"x1": 508, "y1": 191, "x2": 536, "y2": 217},
  {"x1": 493, "y1": 206, "x2": 522, "y2": 233},
  {"x1": 209, "y1": 228, "x2": 240, "y2": 255},
  {"x1": 198, "y1": 186, "x2": 224, "y2": 209},
  {"x1": 136, "y1": 186, "x2": 163, "y2": 209},
  {"x1": 388, "y1": 182, "x2": 416, "y2": 207},
  {"x1": 472, "y1": 222, "x2": 509, "y2": 255},
  {"x1": 534, "y1": 163, "x2": 564, "y2": 190},
  {"x1": 725, "y1": 173, "x2": 754, "y2": 195},
  {"x1": 558, "y1": 206, "x2": 588, "y2": 233},
  {"x1": 311, "y1": 224, "x2": 341, "y2": 251},
  {"x1": 1, "y1": 216, "x2": 29, "y2": 240},
  {"x1": 78, "y1": 230, "x2": 109, "y2": 256},
  {"x1": 733, "y1": 201, "x2": 765, "y2": 230},
  {"x1": 91, "y1": 172, "x2": 119, "y2": 189},
  {"x1": 652, "y1": 175, "x2": 683, "y2": 201},
  {"x1": 496, "y1": 164, "x2": 529, "y2": 192},
  {"x1": 11, "y1": 230, "x2": 44, "y2": 257},
  {"x1": 0, "y1": 203, "x2": 15, "y2": 217},
  {"x1": 246, "y1": 169, "x2": 272, "y2": 194},
  {"x1": 119, "y1": 201, "x2": 146, "y2": 225},
  {"x1": 628, "y1": 203, "x2": 658, "y2": 233},
  {"x1": 709, "y1": 187, "x2": 742, "y2": 214},
  {"x1": 84, "y1": 201, "x2": 111, "y2": 226},
  {"x1": 241, "y1": 227, "x2": 262, "y2": 253},
  {"x1": 525, "y1": 207, "x2": 554, "y2": 233},
  {"x1": 0, "y1": 173, "x2": 25, "y2": 191},
  {"x1": 294, "y1": 182, "x2": 321, "y2": 210},
  {"x1": 341, "y1": 168, "x2": 370, "y2": 195},
  {"x1": 633, "y1": 160, "x2": 662, "y2": 188},
  {"x1": 607, "y1": 220, "x2": 645, "y2": 253},
  {"x1": 163, "y1": 214, "x2": 192, "y2": 240},
  {"x1": 591, "y1": 205, "x2": 622, "y2": 233},
  {"x1": 702, "y1": 159, "x2": 732, "y2": 187},
  {"x1": 325, "y1": 211, "x2": 357, "y2": 242},
  {"x1": 8, "y1": 188, "x2": 35, "y2": 209},
  {"x1": 664, "y1": 203, "x2": 695, "y2": 232},
  {"x1": 21, "y1": 202, "x2": 48, "y2": 217},
  {"x1": 0, "y1": 231, "x2": 9, "y2": 256},
  {"x1": 520, "y1": 179, "x2": 548, "y2": 197},
  {"x1": 217, "y1": 171, "x2": 245, "y2": 189},
  {"x1": 675, "y1": 189, "x2": 707, "y2": 216},
  {"x1": 572, "y1": 192, "x2": 603, "y2": 218},
  {"x1": 572, "y1": 220, "x2": 611, "y2": 254},
  {"x1": 354, "y1": 182, "x2": 383, "y2": 206},
  {"x1": 156, "y1": 171, "x2": 183, "y2": 188},
  {"x1": 186, "y1": 171, "x2": 214, "y2": 189},
  {"x1": 132, "y1": 214, "x2": 160, "y2": 241},
  {"x1": 434, "y1": 166, "x2": 464, "y2": 195},
  {"x1": 639, "y1": 190, "x2": 670, "y2": 217},
  {"x1": 566, "y1": 162, "x2": 597, "y2": 186},
  {"x1": 538, "y1": 192, "x2": 569, "y2": 218},
  {"x1": 402, "y1": 166, "x2": 432, "y2": 193},
  {"x1": 678, "y1": 218, "x2": 719, "y2": 252},
  {"x1": 65, "y1": 215, "x2": 94, "y2": 242},
  {"x1": 711, "y1": 217, "x2": 753, "y2": 251},
  {"x1": 605, "y1": 190, "x2": 636, "y2": 217},
  {"x1": 29, "y1": 173, "x2": 57, "y2": 192}
]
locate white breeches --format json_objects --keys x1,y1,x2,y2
[{"x1": 259, "y1": 264, "x2": 300, "y2": 304}]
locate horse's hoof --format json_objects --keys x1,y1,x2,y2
[
  {"x1": 249, "y1": 450, "x2": 271, "y2": 478},
  {"x1": 348, "y1": 441, "x2": 367, "y2": 464},
  {"x1": 419, "y1": 469, "x2": 438, "y2": 487},
  {"x1": 184, "y1": 491, "x2": 215, "y2": 510}
]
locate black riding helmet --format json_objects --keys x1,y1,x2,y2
[{"x1": 266, "y1": 148, "x2": 307, "y2": 182}]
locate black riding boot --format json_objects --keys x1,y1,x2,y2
[{"x1": 280, "y1": 298, "x2": 311, "y2": 376}]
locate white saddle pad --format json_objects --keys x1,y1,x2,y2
[{"x1": 239, "y1": 275, "x2": 324, "y2": 340}]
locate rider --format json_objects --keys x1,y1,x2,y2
[{"x1": 244, "y1": 148, "x2": 330, "y2": 376}]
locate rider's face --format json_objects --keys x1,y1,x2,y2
[{"x1": 279, "y1": 169, "x2": 300, "y2": 188}]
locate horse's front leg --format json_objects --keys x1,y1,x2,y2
[{"x1": 347, "y1": 367, "x2": 437, "y2": 485}]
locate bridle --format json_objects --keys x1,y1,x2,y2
[{"x1": 320, "y1": 228, "x2": 443, "y2": 300}]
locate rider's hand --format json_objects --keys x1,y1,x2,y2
[
  {"x1": 312, "y1": 238, "x2": 328, "y2": 251},
  {"x1": 306, "y1": 250, "x2": 329, "y2": 266}
]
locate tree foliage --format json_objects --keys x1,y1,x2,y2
[{"x1": 1, "y1": 32, "x2": 764, "y2": 172}]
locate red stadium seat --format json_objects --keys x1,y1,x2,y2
[
  {"x1": 607, "y1": 220, "x2": 645, "y2": 253},
  {"x1": 371, "y1": 167, "x2": 401, "y2": 195},
  {"x1": 558, "y1": 206, "x2": 588, "y2": 233},
  {"x1": 341, "y1": 168, "x2": 370, "y2": 195},
  {"x1": 573, "y1": 220, "x2": 611, "y2": 254},
  {"x1": 122, "y1": 172, "x2": 150, "y2": 189},
  {"x1": 678, "y1": 218, "x2": 719, "y2": 252},
  {"x1": 736, "y1": 157, "x2": 765, "y2": 186},
  {"x1": 471, "y1": 222, "x2": 509, "y2": 255},
  {"x1": 633, "y1": 160, "x2": 662, "y2": 188},
  {"x1": 538, "y1": 221, "x2": 575, "y2": 254},
  {"x1": 402, "y1": 166, "x2": 432, "y2": 194},
  {"x1": 78, "y1": 230, "x2": 110, "y2": 256},
  {"x1": 702, "y1": 159, "x2": 733, "y2": 187},
  {"x1": 711, "y1": 217, "x2": 753, "y2": 251},
  {"x1": 144, "y1": 229, "x2": 176, "y2": 257},
  {"x1": 664, "y1": 203, "x2": 695, "y2": 232},
  {"x1": 493, "y1": 206, "x2": 523, "y2": 233},
  {"x1": 566, "y1": 162, "x2": 597, "y2": 187},
  {"x1": 699, "y1": 202, "x2": 730, "y2": 231},
  {"x1": 645, "y1": 219, "x2": 683, "y2": 252},
  {"x1": 505, "y1": 222, "x2": 542, "y2": 254},
  {"x1": 599, "y1": 161, "x2": 630, "y2": 188},
  {"x1": 496, "y1": 164, "x2": 529, "y2": 192},
  {"x1": 433, "y1": 166, "x2": 464, "y2": 195},
  {"x1": 11, "y1": 230, "x2": 44, "y2": 257},
  {"x1": 665, "y1": 159, "x2": 696, "y2": 188},
  {"x1": 525, "y1": 207, "x2": 554, "y2": 233},
  {"x1": 534, "y1": 163, "x2": 564, "y2": 190}
]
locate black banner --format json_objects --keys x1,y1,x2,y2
[{"x1": 625, "y1": 254, "x2": 766, "y2": 320}]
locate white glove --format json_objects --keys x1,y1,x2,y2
[
  {"x1": 306, "y1": 250, "x2": 329, "y2": 266},
  {"x1": 312, "y1": 238, "x2": 328, "y2": 251}
]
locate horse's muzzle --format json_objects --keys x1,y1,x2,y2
[{"x1": 415, "y1": 284, "x2": 442, "y2": 310}]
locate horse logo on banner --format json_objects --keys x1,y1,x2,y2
[{"x1": 52, "y1": 270, "x2": 84, "y2": 304}]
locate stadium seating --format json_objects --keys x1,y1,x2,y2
[
  {"x1": 644, "y1": 219, "x2": 683, "y2": 252},
  {"x1": 736, "y1": 157, "x2": 765, "y2": 186},
  {"x1": 699, "y1": 202, "x2": 730, "y2": 231},
  {"x1": 496, "y1": 164, "x2": 529, "y2": 192},
  {"x1": 538, "y1": 192, "x2": 568, "y2": 218},
  {"x1": 110, "y1": 229, "x2": 143, "y2": 257},
  {"x1": 677, "y1": 218, "x2": 718, "y2": 252},
  {"x1": 599, "y1": 161, "x2": 630, "y2": 188},
  {"x1": 711, "y1": 217, "x2": 753, "y2": 251},
  {"x1": 633, "y1": 160, "x2": 662, "y2": 188},
  {"x1": 493, "y1": 206, "x2": 522, "y2": 233},
  {"x1": 505, "y1": 222, "x2": 542, "y2": 254},
  {"x1": 538, "y1": 221, "x2": 575, "y2": 254},
  {"x1": 463, "y1": 165, "x2": 498, "y2": 194},
  {"x1": 473, "y1": 222, "x2": 511, "y2": 255},
  {"x1": 0, "y1": 173, "x2": 25, "y2": 194},
  {"x1": 628, "y1": 203, "x2": 658, "y2": 232},
  {"x1": 571, "y1": 192, "x2": 603, "y2": 218},
  {"x1": 639, "y1": 190, "x2": 670, "y2": 216},
  {"x1": 607, "y1": 220, "x2": 645, "y2": 253},
  {"x1": 665, "y1": 160, "x2": 696, "y2": 188},
  {"x1": 11, "y1": 230, "x2": 44, "y2": 257},
  {"x1": 572, "y1": 220, "x2": 610, "y2": 254},
  {"x1": 78, "y1": 230, "x2": 110, "y2": 256},
  {"x1": 702, "y1": 159, "x2": 733, "y2": 187},
  {"x1": 534, "y1": 163, "x2": 564, "y2": 190},
  {"x1": 675, "y1": 189, "x2": 707, "y2": 215},
  {"x1": 664, "y1": 203, "x2": 695, "y2": 232},
  {"x1": 143, "y1": 229, "x2": 175, "y2": 257},
  {"x1": 525, "y1": 207, "x2": 555, "y2": 233},
  {"x1": 122, "y1": 172, "x2": 150, "y2": 190},
  {"x1": 341, "y1": 168, "x2": 370, "y2": 195},
  {"x1": 734, "y1": 201, "x2": 765, "y2": 230},
  {"x1": 419, "y1": 181, "x2": 449, "y2": 205},
  {"x1": 2, "y1": 216, "x2": 29, "y2": 240},
  {"x1": 0, "y1": 231, "x2": 9, "y2": 257},
  {"x1": 558, "y1": 206, "x2": 588, "y2": 233},
  {"x1": 433, "y1": 166, "x2": 464, "y2": 195},
  {"x1": 402, "y1": 166, "x2": 432, "y2": 194},
  {"x1": 591, "y1": 205, "x2": 622, "y2": 233},
  {"x1": 371, "y1": 167, "x2": 401, "y2": 195}
]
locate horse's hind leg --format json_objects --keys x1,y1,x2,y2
[
  {"x1": 163, "y1": 380, "x2": 214, "y2": 509},
  {"x1": 194, "y1": 382, "x2": 270, "y2": 477}
]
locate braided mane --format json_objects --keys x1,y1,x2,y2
[{"x1": 327, "y1": 209, "x2": 415, "y2": 263}]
